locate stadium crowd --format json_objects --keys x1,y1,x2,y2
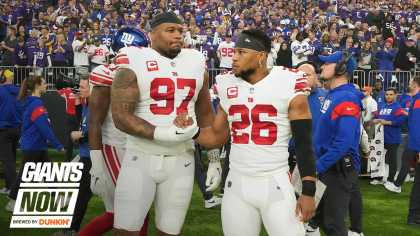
[{"x1": 0, "y1": 0, "x2": 420, "y2": 236}]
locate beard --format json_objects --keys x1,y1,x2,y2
[
  {"x1": 168, "y1": 48, "x2": 181, "y2": 57},
  {"x1": 235, "y1": 68, "x2": 256, "y2": 82}
]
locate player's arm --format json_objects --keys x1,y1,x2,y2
[
  {"x1": 195, "y1": 71, "x2": 216, "y2": 128},
  {"x1": 111, "y1": 68, "x2": 156, "y2": 139},
  {"x1": 88, "y1": 86, "x2": 110, "y2": 150},
  {"x1": 175, "y1": 104, "x2": 230, "y2": 149},
  {"x1": 288, "y1": 95, "x2": 316, "y2": 222}
]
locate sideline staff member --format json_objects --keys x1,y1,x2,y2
[
  {"x1": 312, "y1": 51, "x2": 365, "y2": 236},
  {"x1": 407, "y1": 76, "x2": 420, "y2": 227},
  {"x1": 54, "y1": 74, "x2": 92, "y2": 236},
  {"x1": 0, "y1": 70, "x2": 22, "y2": 195}
]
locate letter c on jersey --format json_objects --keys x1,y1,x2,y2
[
  {"x1": 227, "y1": 87, "x2": 238, "y2": 99},
  {"x1": 146, "y1": 61, "x2": 159, "y2": 72}
]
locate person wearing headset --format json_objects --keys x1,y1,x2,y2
[
  {"x1": 0, "y1": 70, "x2": 22, "y2": 195},
  {"x1": 310, "y1": 50, "x2": 366, "y2": 236}
]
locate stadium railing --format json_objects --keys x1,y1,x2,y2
[
  {"x1": 368, "y1": 70, "x2": 412, "y2": 94},
  {"x1": 206, "y1": 68, "x2": 228, "y2": 86}
]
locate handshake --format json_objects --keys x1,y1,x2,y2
[{"x1": 154, "y1": 113, "x2": 200, "y2": 142}]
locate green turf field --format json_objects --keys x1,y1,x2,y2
[{"x1": 0, "y1": 151, "x2": 419, "y2": 236}]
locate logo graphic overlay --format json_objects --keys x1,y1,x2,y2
[{"x1": 10, "y1": 162, "x2": 83, "y2": 228}]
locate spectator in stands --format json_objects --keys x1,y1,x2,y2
[
  {"x1": 394, "y1": 38, "x2": 420, "y2": 74},
  {"x1": 88, "y1": 36, "x2": 109, "y2": 71},
  {"x1": 276, "y1": 42, "x2": 292, "y2": 68},
  {"x1": 33, "y1": 38, "x2": 52, "y2": 76},
  {"x1": 52, "y1": 34, "x2": 68, "y2": 67},
  {"x1": 358, "y1": 41, "x2": 374, "y2": 86},
  {"x1": 0, "y1": 8, "x2": 9, "y2": 43},
  {"x1": 339, "y1": 37, "x2": 361, "y2": 58},
  {"x1": 72, "y1": 31, "x2": 90, "y2": 73},
  {"x1": 1, "y1": 27, "x2": 17, "y2": 67},
  {"x1": 92, "y1": 22, "x2": 102, "y2": 36},
  {"x1": 101, "y1": 25, "x2": 113, "y2": 50},
  {"x1": 6, "y1": 75, "x2": 64, "y2": 213},
  {"x1": 217, "y1": 34, "x2": 234, "y2": 70},
  {"x1": 39, "y1": 25, "x2": 54, "y2": 53},
  {"x1": 340, "y1": 26, "x2": 355, "y2": 46},
  {"x1": 371, "y1": 88, "x2": 405, "y2": 188},
  {"x1": 139, "y1": 15, "x2": 150, "y2": 33},
  {"x1": 376, "y1": 37, "x2": 396, "y2": 90},
  {"x1": 361, "y1": 86, "x2": 378, "y2": 135},
  {"x1": 26, "y1": 29, "x2": 38, "y2": 67},
  {"x1": 267, "y1": 45, "x2": 277, "y2": 72},
  {"x1": 13, "y1": 36, "x2": 28, "y2": 80},
  {"x1": 0, "y1": 70, "x2": 22, "y2": 195},
  {"x1": 26, "y1": 19, "x2": 39, "y2": 36},
  {"x1": 64, "y1": 23, "x2": 75, "y2": 42},
  {"x1": 315, "y1": 32, "x2": 334, "y2": 58},
  {"x1": 291, "y1": 32, "x2": 311, "y2": 66},
  {"x1": 16, "y1": 25, "x2": 29, "y2": 42}
]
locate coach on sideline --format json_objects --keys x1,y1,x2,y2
[
  {"x1": 0, "y1": 70, "x2": 22, "y2": 195},
  {"x1": 311, "y1": 50, "x2": 365, "y2": 236},
  {"x1": 407, "y1": 76, "x2": 420, "y2": 227}
]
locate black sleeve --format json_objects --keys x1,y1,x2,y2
[
  {"x1": 75, "y1": 104, "x2": 83, "y2": 121},
  {"x1": 290, "y1": 119, "x2": 316, "y2": 179}
]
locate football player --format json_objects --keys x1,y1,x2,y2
[
  {"x1": 174, "y1": 29, "x2": 317, "y2": 235},
  {"x1": 78, "y1": 28, "x2": 150, "y2": 236},
  {"x1": 110, "y1": 12, "x2": 217, "y2": 236}
]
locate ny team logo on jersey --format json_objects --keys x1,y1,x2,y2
[
  {"x1": 227, "y1": 87, "x2": 238, "y2": 99},
  {"x1": 120, "y1": 32, "x2": 135, "y2": 45},
  {"x1": 146, "y1": 61, "x2": 159, "y2": 71}
]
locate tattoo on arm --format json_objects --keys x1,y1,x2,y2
[{"x1": 111, "y1": 68, "x2": 156, "y2": 139}]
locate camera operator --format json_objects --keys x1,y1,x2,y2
[
  {"x1": 54, "y1": 74, "x2": 92, "y2": 236},
  {"x1": 0, "y1": 70, "x2": 22, "y2": 195},
  {"x1": 57, "y1": 86, "x2": 86, "y2": 162}
]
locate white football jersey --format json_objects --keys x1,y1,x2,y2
[
  {"x1": 217, "y1": 41, "x2": 235, "y2": 68},
  {"x1": 214, "y1": 66, "x2": 310, "y2": 177},
  {"x1": 115, "y1": 47, "x2": 205, "y2": 155},
  {"x1": 291, "y1": 40, "x2": 310, "y2": 66},
  {"x1": 89, "y1": 64, "x2": 127, "y2": 149},
  {"x1": 72, "y1": 40, "x2": 89, "y2": 66}
]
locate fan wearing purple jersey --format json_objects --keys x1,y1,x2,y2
[
  {"x1": 392, "y1": 17, "x2": 408, "y2": 49},
  {"x1": 307, "y1": 30, "x2": 320, "y2": 63},
  {"x1": 32, "y1": 38, "x2": 51, "y2": 76},
  {"x1": 26, "y1": 30, "x2": 38, "y2": 69},
  {"x1": 337, "y1": 0, "x2": 350, "y2": 20},
  {"x1": 349, "y1": 3, "x2": 362, "y2": 25}
]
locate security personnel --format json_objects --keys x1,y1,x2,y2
[
  {"x1": 407, "y1": 76, "x2": 420, "y2": 227},
  {"x1": 0, "y1": 70, "x2": 22, "y2": 195},
  {"x1": 372, "y1": 88, "x2": 405, "y2": 188},
  {"x1": 54, "y1": 74, "x2": 92, "y2": 236},
  {"x1": 311, "y1": 50, "x2": 365, "y2": 236}
]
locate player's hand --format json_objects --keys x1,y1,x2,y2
[
  {"x1": 363, "y1": 150, "x2": 371, "y2": 159},
  {"x1": 173, "y1": 112, "x2": 194, "y2": 129},
  {"x1": 71, "y1": 131, "x2": 82, "y2": 141},
  {"x1": 90, "y1": 169, "x2": 109, "y2": 198},
  {"x1": 295, "y1": 195, "x2": 316, "y2": 222},
  {"x1": 372, "y1": 119, "x2": 380, "y2": 124},
  {"x1": 206, "y1": 149, "x2": 222, "y2": 191},
  {"x1": 60, "y1": 148, "x2": 65, "y2": 153},
  {"x1": 155, "y1": 116, "x2": 199, "y2": 142}
]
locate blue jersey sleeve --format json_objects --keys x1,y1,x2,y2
[
  {"x1": 316, "y1": 101, "x2": 360, "y2": 174},
  {"x1": 31, "y1": 106, "x2": 64, "y2": 151}
]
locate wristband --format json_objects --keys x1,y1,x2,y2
[
  {"x1": 302, "y1": 180, "x2": 316, "y2": 197},
  {"x1": 192, "y1": 127, "x2": 200, "y2": 139},
  {"x1": 207, "y1": 149, "x2": 220, "y2": 163},
  {"x1": 90, "y1": 150, "x2": 103, "y2": 172}
]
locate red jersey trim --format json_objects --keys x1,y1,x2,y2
[
  {"x1": 31, "y1": 106, "x2": 46, "y2": 122},
  {"x1": 331, "y1": 101, "x2": 360, "y2": 121}
]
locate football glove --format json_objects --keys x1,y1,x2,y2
[
  {"x1": 206, "y1": 149, "x2": 222, "y2": 191},
  {"x1": 89, "y1": 150, "x2": 109, "y2": 198}
]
